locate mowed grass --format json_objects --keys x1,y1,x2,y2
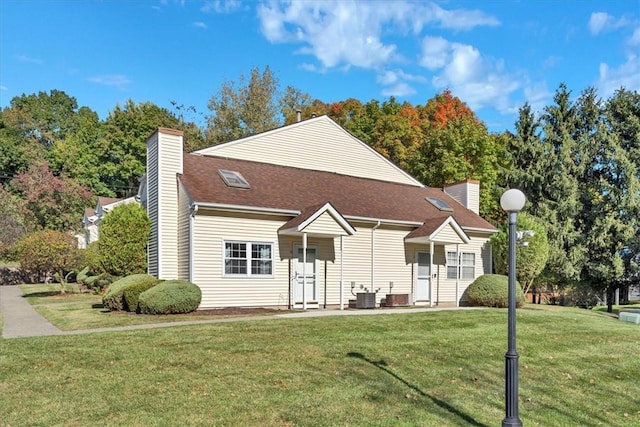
[
  {"x1": 1, "y1": 299, "x2": 639, "y2": 426},
  {"x1": 21, "y1": 284, "x2": 274, "y2": 330}
]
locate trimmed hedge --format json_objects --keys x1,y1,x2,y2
[
  {"x1": 123, "y1": 279, "x2": 162, "y2": 313},
  {"x1": 138, "y1": 280, "x2": 202, "y2": 315},
  {"x1": 466, "y1": 274, "x2": 525, "y2": 308},
  {"x1": 103, "y1": 274, "x2": 159, "y2": 311}
]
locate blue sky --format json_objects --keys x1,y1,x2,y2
[{"x1": 1, "y1": 1, "x2": 639, "y2": 132}]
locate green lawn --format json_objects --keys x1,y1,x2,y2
[{"x1": 1, "y1": 292, "x2": 638, "y2": 427}]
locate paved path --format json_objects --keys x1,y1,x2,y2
[
  {"x1": 1, "y1": 285, "x2": 483, "y2": 339},
  {"x1": 0, "y1": 285, "x2": 64, "y2": 338}
]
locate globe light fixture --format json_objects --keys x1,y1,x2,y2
[{"x1": 500, "y1": 188, "x2": 525, "y2": 427}]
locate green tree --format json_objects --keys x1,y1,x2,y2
[
  {"x1": 2, "y1": 89, "x2": 81, "y2": 148},
  {"x1": 492, "y1": 212, "x2": 550, "y2": 295},
  {"x1": 207, "y1": 66, "x2": 281, "y2": 144},
  {"x1": 15, "y1": 230, "x2": 79, "y2": 293},
  {"x1": 0, "y1": 185, "x2": 27, "y2": 257},
  {"x1": 99, "y1": 203, "x2": 150, "y2": 276},
  {"x1": 101, "y1": 100, "x2": 192, "y2": 197}
]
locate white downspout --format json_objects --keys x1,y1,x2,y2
[
  {"x1": 340, "y1": 235, "x2": 344, "y2": 310},
  {"x1": 189, "y1": 203, "x2": 198, "y2": 283},
  {"x1": 302, "y1": 232, "x2": 307, "y2": 311},
  {"x1": 429, "y1": 241, "x2": 434, "y2": 307},
  {"x1": 371, "y1": 221, "x2": 381, "y2": 292},
  {"x1": 456, "y1": 243, "x2": 460, "y2": 307}
]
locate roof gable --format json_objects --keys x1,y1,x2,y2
[
  {"x1": 194, "y1": 115, "x2": 422, "y2": 187},
  {"x1": 279, "y1": 202, "x2": 356, "y2": 237},
  {"x1": 405, "y1": 216, "x2": 470, "y2": 244}
]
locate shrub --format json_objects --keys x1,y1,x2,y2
[
  {"x1": 14, "y1": 230, "x2": 81, "y2": 292},
  {"x1": 123, "y1": 279, "x2": 162, "y2": 313},
  {"x1": 77, "y1": 266, "x2": 90, "y2": 285},
  {"x1": 466, "y1": 274, "x2": 525, "y2": 308},
  {"x1": 87, "y1": 273, "x2": 121, "y2": 295},
  {"x1": 103, "y1": 274, "x2": 158, "y2": 311},
  {"x1": 138, "y1": 280, "x2": 202, "y2": 315},
  {"x1": 99, "y1": 203, "x2": 150, "y2": 276}
]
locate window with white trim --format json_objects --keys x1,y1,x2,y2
[
  {"x1": 224, "y1": 242, "x2": 273, "y2": 276},
  {"x1": 446, "y1": 251, "x2": 476, "y2": 280}
]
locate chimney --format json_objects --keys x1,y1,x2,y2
[
  {"x1": 146, "y1": 127, "x2": 184, "y2": 280},
  {"x1": 444, "y1": 180, "x2": 480, "y2": 215},
  {"x1": 296, "y1": 110, "x2": 302, "y2": 122}
]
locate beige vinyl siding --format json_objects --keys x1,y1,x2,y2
[
  {"x1": 146, "y1": 133, "x2": 159, "y2": 277},
  {"x1": 432, "y1": 223, "x2": 467, "y2": 244},
  {"x1": 192, "y1": 210, "x2": 290, "y2": 309},
  {"x1": 435, "y1": 233, "x2": 491, "y2": 304},
  {"x1": 156, "y1": 131, "x2": 182, "y2": 280},
  {"x1": 177, "y1": 181, "x2": 191, "y2": 281},
  {"x1": 444, "y1": 181, "x2": 480, "y2": 214},
  {"x1": 301, "y1": 211, "x2": 347, "y2": 236},
  {"x1": 197, "y1": 117, "x2": 421, "y2": 187}
]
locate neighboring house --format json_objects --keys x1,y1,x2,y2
[
  {"x1": 143, "y1": 116, "x2": 497, "y2": 310},
  {"x1": 78, "y1": 196, "x2": 136, "y2": 248}
]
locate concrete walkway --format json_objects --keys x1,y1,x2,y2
[
  {"x1": 0, "y1": 285, "x2": 64, "y2": 338},
  {"x1": 1, "y1": 285, "x2": 484, "y2": 339}
]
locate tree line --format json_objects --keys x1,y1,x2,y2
[{"x1": 0, "y1": 66, "x2": 638, "y2": 303}]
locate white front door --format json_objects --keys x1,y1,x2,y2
[
  {"x1": 416, "y1": 251, "x2": 430, "y2": 301},
  {"x1": 294, "y1": 246, "x2": 317, "y2": 305}
]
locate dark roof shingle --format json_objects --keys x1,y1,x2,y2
[{"x1": 180, "y1": 154, "x2": 496, "y2": 231}]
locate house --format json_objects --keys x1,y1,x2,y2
[
  {"x1": 78, "y1": 196, "x2": 136, "y2": 248},
  {"x1": 143, "y1": 116, "x2": 497, "y2": 310}
]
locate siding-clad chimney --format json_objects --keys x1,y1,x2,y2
[
  {"x1": 444, "y1": 180, "x2": 480, "y2": 215},
  {"x1": 146, "y1": 128, "x2": 184, "y2": 280}
]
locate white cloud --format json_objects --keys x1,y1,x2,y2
[
  {"x1": 419, "y1": 36, "x2": 520, "y2": 112},
  {"x1": 193, "y1": 21, "x2": 208, "y2": 29},
  {"x1": 87, "y1": 75, "x2": 132, "y2": 90},
  {"x1": 597, "y1": 55, "x2": 640, "y2": 96},
  {"x1": 256, "y1": 1, "x2": 499, "y2": 71},
  {"x1": 201, "y1": 0, "x2": 242, "y2": 14},
  {"x1": 628, "y1": 26, "x2": 640, "y2": 47},
  {"x1": 588, "y1": 12, "x2": 630, "y2": 35},
  {"x1": 376, "y1": 69, "x2": 426, "y2": 96},
  {"x1": 0, "y1": 85, "x2": 7, "y2": 91},
  {"x1": 381, "y1": 82, "x2": 416, "y2": 97},
  {"x1": 15, "y1": 54, "x2": 43, "y2": 65}
]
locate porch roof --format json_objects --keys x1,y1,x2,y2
[
  {"x1": 279, "y1": 202, "x2": 356, "y2": 237},
  {"x1": 404, "y1": 216, "x2": 470, "y2": 244}
]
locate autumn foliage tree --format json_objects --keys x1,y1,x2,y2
[
  {"x1": 15, "y1": 230, "x2": 79, "y2": 293},
  {"x1": 11, "y1": 160, "x2": 92, "y2": 232}
]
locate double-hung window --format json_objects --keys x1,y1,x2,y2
[
  {"x1": 446, "y1": 251, "x2": 476, "y2": 280},
  {"x1": 224, "y1": 241, "x2": 273, "y2": 276}
]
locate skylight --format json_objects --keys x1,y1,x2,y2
[
  {"x1": 218, "y1": 169, "x2": 250, "y2": 189},
  {"x1": 426, "y1": 197, "x2": 453, "y2": 212}
]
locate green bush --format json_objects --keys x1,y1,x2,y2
[
  {"x1": 14, "y1": 230, "x2": 81, "y2": 291},
  {"x1": 466, "y1": 274, "x2": 525, "y2": 308},
  {"x1": 77, "y1": 266, "x2": 90, "y2": 284},
  {"x1": 103, "y1": 274, "x2": 158, "y2": 311},
  {"x1": 99, "y1": 203, "x2": 150, "y2": 276},
  {"x1": 138, "y1": 280, "x2": 202, "y2": 315},
  {"x1": 123, "y1": 279, "x2": 162, "y2": 313}
]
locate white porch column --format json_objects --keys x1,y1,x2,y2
[
  {"x1": 340, "y1": 235, "x2": 344, "y2": 311},
  {"x1": 302, "y1": 232, "x2": 307, "y2": 311},
  {"x1": 456, "y1": 243, "x2": 460, "y2": 307},
  {"x1": 429, "y1": 241, "x2": 434, "y2": 307}
]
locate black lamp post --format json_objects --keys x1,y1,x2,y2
[{"x1": 500, "y1": 189, "x2": 526, "y2": 427}]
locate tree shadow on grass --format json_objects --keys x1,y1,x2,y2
[
  {"x1": 22, "y1": 291, "x2": 67, "y2": 298},
  {"x1": 347, "y1": 352, "x2": 488, "y2": 427}
]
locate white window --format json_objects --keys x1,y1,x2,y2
[
  {"x1": 224, "y1": 242, "x2": 273, "y2": 276},
  {"x1": 447, "y1": 251, "x2": 475, "y2": 280}
]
